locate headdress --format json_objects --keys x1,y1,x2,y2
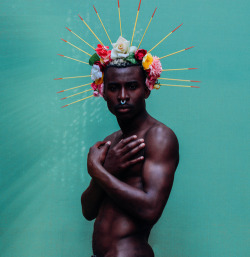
[{"x1": 55, "y1": 0, "x2": 200, "y2": 108}]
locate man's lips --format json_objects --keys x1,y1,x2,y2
[
  {"x1": 115, "y1": 104, "x2": 133, "y2": 110},
  {"x1": 115, "y1": 104, "x2": 133, "y2": 113}
]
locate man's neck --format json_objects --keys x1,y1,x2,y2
[{"x1": 117, "y1": 109, "x2": 151, "y2": 137}]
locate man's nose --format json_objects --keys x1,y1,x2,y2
[{"x1": 118, "y1": 87, "x2": 129, "y2": 101}]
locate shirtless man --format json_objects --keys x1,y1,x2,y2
[{"x1": 81, "y1": 63, "x2": 179, "y2": 257}]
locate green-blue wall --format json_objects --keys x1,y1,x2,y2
[{"x1": 0, "y1": 0, "x2": 249, "y2": 256}]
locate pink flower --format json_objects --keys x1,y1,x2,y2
[
  {"x1": 148, "y1": 56, "x2": 162, "y2": 78},
  {"x1": 93, "y1": 91, "x2": 99, "y2": 97},
  {"x1": 98, "y1": 83, "x2": 104, "y2": 97},
  {"x1": 135, "y1": 49, "x2": 147, "y2": 61},
  {"x1": 96, "y1": 44, "x2": 111, "y2": 59},
  {"x1": 92, "y1": 83, "x2": 104, "y2": 97},
  {"x1": 91, "y1": 82, "x2": 98, "y2": 91},
  {"x1": 146, "y1": 77, "x2": 157, "y2": 90}
]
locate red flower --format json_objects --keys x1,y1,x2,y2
[
  {"x1": 135, "y1": 49, "x2": 147, "y2": 61},
  {"x1": 96, "y1": 44, "x2": 110, "y2": 59},
  {"x1": 94, "y1": 61, "x2": 105, "y2": 72}
]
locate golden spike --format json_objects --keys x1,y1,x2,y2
[
  {"x1": 159, "y1": 46, "x2": 194, "y2": 60},
  {"x1": 66, "y1": 27, "x2": 95, "y2": 50},
  {"x1": 159, "y1": 78, "x2": 201, "y2": 82},
  {"x1": 57, "y1": 54, "x2": 89, "y2": 65},
  {"x1": 118, "y1": 0, "x2": 122, "y2": 36},
  {"x1": 93, "y1": 6, "x2": 112, "y2": 44},
  {"x1": 78, "y1": 14, "x2": 104, "y2": 45},
  {"x1": 61, "y1": 89, "x2": 93, "y2": 100},
  {"x1": 61, "y1": 39, "x2": 91, "y2": 56},
  {"x1": 162, "y1": 68, "x2": 198, "y2": 71},
  {"x1": 54, "y1": 75, "x2": 91, "y2": 80},
  {"x1": 160, "y1": 84, "x2": 200, "y2": 88},
  {"x1": 131, "y1": 0, "x2": 142, "y2": 46},
  {"x1": 148, "y1": 23, "x2": 183, "y2": 53},
  {"x1": 61, "y1": 95, "x2": 94, "y2": 108},
  {"x1": 57, "y1": 83, "x2": 92, "y2": 93},
  {"x1": 138, "y1": 8, "x2": 157, "y2": 49}
]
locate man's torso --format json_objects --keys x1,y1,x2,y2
[{"x1": 92, "y1": 121, "x2": 169, "y2": 257}]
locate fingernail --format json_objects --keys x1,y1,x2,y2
[
  {"x1": 140, "y1": 139, "x2": 144, "y2": 142},
  {"x1": 133, "y1": 135, "x2": 137, "y2": 138},
  {"x1": 140, "y1": 143, "x2": 145, "y2": 147},
  {"x1": 107, "y1": 141, "x2": 111, "y2": 145}
]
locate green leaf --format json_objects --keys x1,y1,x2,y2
[
  {"x1": 127, "y1": 52, "x2": 135, "y2": 59},
  {"x1": 125, "y1": 53, "x2": 138, "y2": 64},
  {"x1": 89, "y1": 53, "x2": 100, "y2": 66}
]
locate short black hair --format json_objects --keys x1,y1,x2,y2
[{"x1": 103, "y1": 59, "x2": 147, "y2": 86}]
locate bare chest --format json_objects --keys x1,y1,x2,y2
[{"x1": 110, "y1": 132, "x2": 147, "y2": 181}]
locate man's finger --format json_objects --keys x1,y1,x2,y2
[
  {"x1": 100, "y1": 141, "x2": 111, "y2": 162},
  {"x1": 124, "y1": 156, "x2": 144, "y2": 167},
  {"x1": 95, "y1": 141, "x2": 107, "y2": 148},
  {"x1": 119, "y1": 135, "x2": 138, "y2": 147},
  {"x1": 122, "y1": 140, "x2": 145, "y2": 154}
]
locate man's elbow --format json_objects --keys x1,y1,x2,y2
[
  {"x1": 81, "y1": 198, "x2": 97, "y2": 221},
  {"x1": 81, "y1": 204, "x2": 97, "y2": 221},
  {"x1": 82, "y1": 209, "x2": 96, "y2": 221}
]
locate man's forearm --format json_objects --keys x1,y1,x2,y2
[
  {"x1": 81, "y1": 179, "x2": 105, "y2": 220},
  {"x1": 91, "y1": 164, "x2": 156, "y2": 222}
]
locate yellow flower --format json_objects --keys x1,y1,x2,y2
[
  {"x1": 142, "y1": 53, "x2": 153, "y2": 70},
  {"x1": 95, "y1": 74, "x2": 104, "y2": 85}
]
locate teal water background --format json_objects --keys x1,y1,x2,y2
[{"x1": 0, "y1": 0, "x2": 249, "y2": 256}]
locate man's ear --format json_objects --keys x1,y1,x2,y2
[{"x1": 144, "y1": 86, "x2": 151, "y2": 99}]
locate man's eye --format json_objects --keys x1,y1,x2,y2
[
  {"x1": 108, "y1": 86, "x2": 117, "y2": 91},
  {"x1": 129, "y1": 84, "x2": 137, "y2": 90}
]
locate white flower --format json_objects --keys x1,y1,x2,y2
[
  {"x1": 91, "y1": 64, "x2": 102, "y2": 81},
  {"x1": 111, "y1": 36, "x2": 130, "y2": 59},
  {"x1": 129, "y1": 46, "x2": 137, "y2": 54}
]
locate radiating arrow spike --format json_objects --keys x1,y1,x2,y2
[
  {"x1": 93, "y1": 5, "x2": 112, "y2": 44},
  {"x1": 65, "y1": 27, "x2": 95, "y2": 50},
  {"x1": 118, "y1": 0, "x2": 122, "y2": 36},
  {"x1": 159, "y1": 46, "x2": 194, "y2": 60},
  {"x1": 148, "y1": 23, "x2": 183, "y2": 53},
  {"x1": 57, "y1": 83, "x2": 92, "y2": 93},
  {"x1": 138, "y1": 7, "x2": 157, "y2": 48},
  {"x1": 54, "y1": 75, "x2": 91, "y2": 80},
  {"x1": 78, "y1": 14, "x2": 104, "y2": 45},
  {"x1": 61, "y1": 95, "x2": 94, "y2": 108},
  {"x1": 57, "y1": 54, "x2": 89, "y2": 65},
  {"x1": 61, "y1": 38, "x2": 91, "y2": 56},
  {"x1": 160, "y1": 83, "x2": 200, "y2": 88},
  {"x1": 131, "y1": 0, "x2": 142, "y2": 46},
  {"x1": 61, "y1": 88, "x2": 93, "y2": 100}
]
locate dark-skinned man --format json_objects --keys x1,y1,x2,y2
[{"x1": 81, "y1": 63, "x2": 179, "y2": 257}]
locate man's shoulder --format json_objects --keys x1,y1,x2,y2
[
  {"x1": 145, "y1": 122, "x2": 179, "y2": 160},
  {"x1": 145, "y1": 122, "x2": 178, "y2": 145}
]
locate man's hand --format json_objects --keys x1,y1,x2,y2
[
  {"x1": 87, "y1": 141, "x2": 111, "y2": 177},
  {"x1": 103, "y1": 135, "x2": 145, "y2": 177}
]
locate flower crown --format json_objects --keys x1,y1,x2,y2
[
  {"x1": 90, "y1": 37, "x2": 162, "y2": 97},
  {"x1": 56, "y1": 0, "x2": 200, "y2": 108}
]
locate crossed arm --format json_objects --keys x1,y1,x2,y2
[{"x1": 81, "y1": 126, "x2": 179, "y2": 223}]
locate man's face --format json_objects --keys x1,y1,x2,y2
[{"x1": 103, "y1": 66, "x2": 150, "y2": 119}]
